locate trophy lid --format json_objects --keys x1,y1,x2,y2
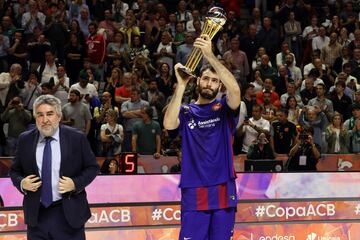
[{"x1": 207, "y1": 7, "x2": 227, "y2": 26}]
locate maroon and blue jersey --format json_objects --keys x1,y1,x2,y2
[{"x1": 178, "y1": 97, "x2": 239, "y2": 210}]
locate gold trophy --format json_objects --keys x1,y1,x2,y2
[{"x1": 179, "y1": 7, "x2": 227, "y2": 78}]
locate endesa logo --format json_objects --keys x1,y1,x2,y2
[
  {"x1": 250, "y1": 233, "x2": 295, "y2": 240},
  {"x1": 306, "y1": 233, "x2": 340, "y2": 240}
]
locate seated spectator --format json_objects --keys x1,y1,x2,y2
[
  {"x1": 274, "y1": 65, "x2": 293, "y2": 96},
  {"x1": 1, "y1": 96, "x2": 32, "y2": 155},
  {"x1": 344, "y1": 103, "x2": 360, "y2": 153},
  {"x1": 37, "y1": 50, "x2": 58, "y2": 84},
  {"x1": 155, "y1": 62, "x2": 174, "y2": 99},
  {"x1": 242, "y1": 83, "x2": 256, "y2": 119},
  {"x1": 100, "y1": 109, "x2": 123, "y2": 157},
  {"x1": 100, "y1": 158, "x2": 120, "y2": 174},
  {"x1": 325, "y1": 112, "x2": 349, "y2": 154},
  {"x1": 275, "y1": 42, "x2": 296, "y2": 68},
  {"x1": 247, "y1": 132, "x2": 275, "y2": 160},
  {"x1": 286, "y1": 96, "x2": 302, "y2": 125},
  {"x1": 287, "y1": 125, "x2": 321, "y2": 172},
  {"x1": 170, "y1": 150, "x2": 182, "y2": 173},
  {"x1": 271, "y1": 108, "x2": 297, "y2": 154},
  {"x1": 132, "y1": 107, "x2": 161, "y2": 157},
  {"x1": 141, "y1": 79, "x2": 165, "y2": 123}
]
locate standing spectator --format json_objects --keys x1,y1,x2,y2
[
  {"x1": 141, "y1": 79, "x2": 165, "y2": 123},
  {"x1": 156, "y1": 62, "x2": 173, "y2": 99},
  {"x1": 175, "y1": 0, "x2": 192, "y2": 23},
  {"x1": 176, "y1": 32, "x2": 194, "y2": 66},
  {"x1": 308, "y1": 83, "x2": 334, "y2": 120},
  {"x1": 257, "y1": 54, "x2": 277, "y2": 81},
  {"x1": 69, "y1": 0, "x2": 88, "y2": 20},
  {"x1": 2, "y1": 16, "x2": 17, "y2": 39},
  {"x1": 0, "y1": 63, "x2": 24, "y2": 109},
  {"x1": 242, "y1": 83, "x2": 256, "y2": 118},
  {"x1": 119, "y1": 14, "x2": 140, "y2": 48},
  {"x1": 86, "y1": 22, "x2": 106, "y2": 81},
  {"x1": 283, "y1": 11, "x2": 301, "y2": 62},
  {"x1": 247, "y1": 132, "x2": 275, "y2": 160},
  {"x1": 261, "y1": 90, "x2": 278, "y2": 122},
  {"x1": 69, "y1": 19, "x2": 85, "y2": 46},
  {"x1": 104, "y1": 67, "x2": 122, "y2": 101},
  {"x1": 280, "y1": 82, "x2": 303, "y2": 107},
  {"x1": 299, "y1": 106, "x2": 329, "y2": 148},
  {"x1": 100, "y1": 109, "x2": 123, "y2": 157},
  {"x1": 1, "y1": 96, "x2": 31, "y2": 155},
  {"x1": 65, "y1": 33, "x2": 85, "y2": 85},
  {"x1": 21, "y1": 70, "x2": 42, "y2": 111},
  {"x1": 94, "y1": 91, "x2": 119, "y2": 126},
  {"x1": 333, "y1": 46, "x2": 351, "y2": 75},
  {"x1": 287, "y1": 125, "x2": 321, "y2": 171},
  {"x1": 256, "y1": 16, "x2": 279, "y2": 64},
  {"x1": 62, "y1": 89, "x2": 92, "y2": 135},
  {"x1": 154, "y1": 31, "x2": 176, "y2": 72},
  {"x1": 43, "y1": 3, "x2": 68, "y2": 64},
  {"x1": 256, "y1": 78, "x2": 280, "y2": 107},
  {"x1": 7, "y1": 31, "x2": 27, "y2": 70},
  {"x1": 21, "y1": 0, "x2": 45, "y2": 40},
  {"x1": 69, "y1": 72, "x2": 98, "y2": 102},
  {"x1": 286, "y1": 95, "x2": 302, "y2": 125},
  {"x1": 37, "y1": 50, "x2": 58, "y2": 84},
  {"x1": 275, "y1": 42, "x2": 296, "y2": 68},
  {"x1": 112, "y1": 0, "x2": 128, "y2": 22},
  {"x1": 98, "y1": 9, "x2": 118, "y2": 42},
  {"x1": 115, "y1": 72, "x2": 132, "y2": 105},
  {"x1": 240, "y1": 24, "x2": 259, "y2": 70},
  {"x1": 344, "y1": 103, "x2": 360, "y2": 153},
  {"x1": 51, "y1": 65, "x2": 70, "y2": 106},
  {"x1": 77, "y1": 7, "x2": 90, "y2": 37},
  {"x1": 302, "y1": 16, "x2": 319, "y2": 64},
  {"x1": 27, "y1": 34, "x2": 51, "y2": 72},
  {"x1": 285, "y1": 53, "x2": 302, "y2": 87},
  {"x1": 271, "y1": 108, "x2": 297, "y2": 154},
  {"x1": 106, "y1": 31, "x2": 128, "y2": 62},
  {"x1": 240, "y1": 104, "x2": 270, "y2": 153},
  {"x1": 121, "y1": 87, "x2": 149, "y2": 152},
  {"x1": 300, "y1": 77, "x2": 317, "y2": 105},
  {"x1": 325, "y1": 112, "x2": 349, "y2": 154},
  {"x1": 186, "y1": 9, "x2": 203, "y2": 33},
  {"x1": 132, "y1": 107, "x2": 161, "y2": 157},
  {"x1": 311, "y1": 26, "x2": 329, "y2": 51},
  {"x1": 0, "y1": 29, "x2": 9, "y2": 73},
  {"x1": 223, "y1": 37, "x2": 249, "y2": 84},
  {"x1": 330, "y1": 80, "x2": 352, "y2": 120},
  {"x1": 321, "y1": 32, "x2": 342, "y2": 69}
]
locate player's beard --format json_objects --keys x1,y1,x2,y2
[
  {"x1": 198, "y1": 85, "x2": 219, "y2": 100},
  {"x1": 37, "y1": 123, "x2": 59, "y2": 137}
]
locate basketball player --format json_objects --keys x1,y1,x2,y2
[{"x1": 164, "y1": 34, "x2": 241, "y2": 240}]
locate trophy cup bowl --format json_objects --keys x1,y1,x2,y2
[{"x1": 178, "y1": 7, "x2": 227, "y2": 78}]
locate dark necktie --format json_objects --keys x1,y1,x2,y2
[{"x1": 41, "y1": 137, "x2": 54, "y2": 208}]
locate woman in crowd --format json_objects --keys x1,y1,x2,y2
[
  {"x1": 100, "y1": 109, "x2": 123, "y2": 157},
  {"x1": 325, "y1": 112, "x2": 349, "y2": 153},
  {"x1": 104, "y1": 67, "x2": 122, "y2": 101},
  {"x1": 286, "y1": 96, "x2": 301, "y2": 126},
  {"x1": 155, "y1": 62, "x2": 173, "y2": 99}
]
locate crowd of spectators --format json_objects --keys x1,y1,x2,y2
[{"x1": 1, "y1": 0, "x2": 360, "y2": 171}]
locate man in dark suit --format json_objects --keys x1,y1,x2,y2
[{"x1": 10, "y1": 94, "x2": 99, "y2": 240}]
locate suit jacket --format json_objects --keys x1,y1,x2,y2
[{"x1": 10, "y1": 124, "x2": 99, "y2": 228}]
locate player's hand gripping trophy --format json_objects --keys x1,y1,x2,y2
[{"x1": 178, "y1": 7, "x2": 227, "y2": 78}]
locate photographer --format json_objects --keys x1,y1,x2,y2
[
  {"x1": 247, "y1": 132, "x2": 275, "y2": 160},
  {"x1": 1, "y1": 96, "x2": 32, "y2": 156},
  {"x1": 287, "y1": 126, "x2": 321, "y2": 171}
]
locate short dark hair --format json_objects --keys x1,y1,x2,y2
[
  {"x1": 302, "y1": 125, "x2": 314, "y2": 135},
  {"x1": 69, "y1": 89, "x2": 81, "y2": 97},
  {"x1": 131, "y1": 86, "x2": 141, "y2": 94},
  {"x1": 199, "y1": 65, "x2": 216, "y2": 77},
  {"x1": 335, "y1": 80, "x2": 346, "y2": 88},
  {"x1": 143, "y1": 106, "x2": 153, "y2": 119},
  {"x1": 278, "y1": 108, "x2": 289, "y2": 116}
]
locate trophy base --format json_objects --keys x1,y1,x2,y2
[{"x1": 178, "y1": 66, "x2": 197, "y2": 79}]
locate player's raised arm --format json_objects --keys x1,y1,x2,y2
[
  {"x1": 163, "y1": 63, "x2": 192, "y2": 130},
  {"x1": 194, "y1": 35, "x2": 241, "y2": 110}
]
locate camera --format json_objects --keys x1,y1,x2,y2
[{"x1": 299, "y1": 133, "x2": 309, "y2": 141}]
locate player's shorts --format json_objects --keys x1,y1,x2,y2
[{"x1": 178, "y1": 207, "x2": 235, "y2": 240}]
